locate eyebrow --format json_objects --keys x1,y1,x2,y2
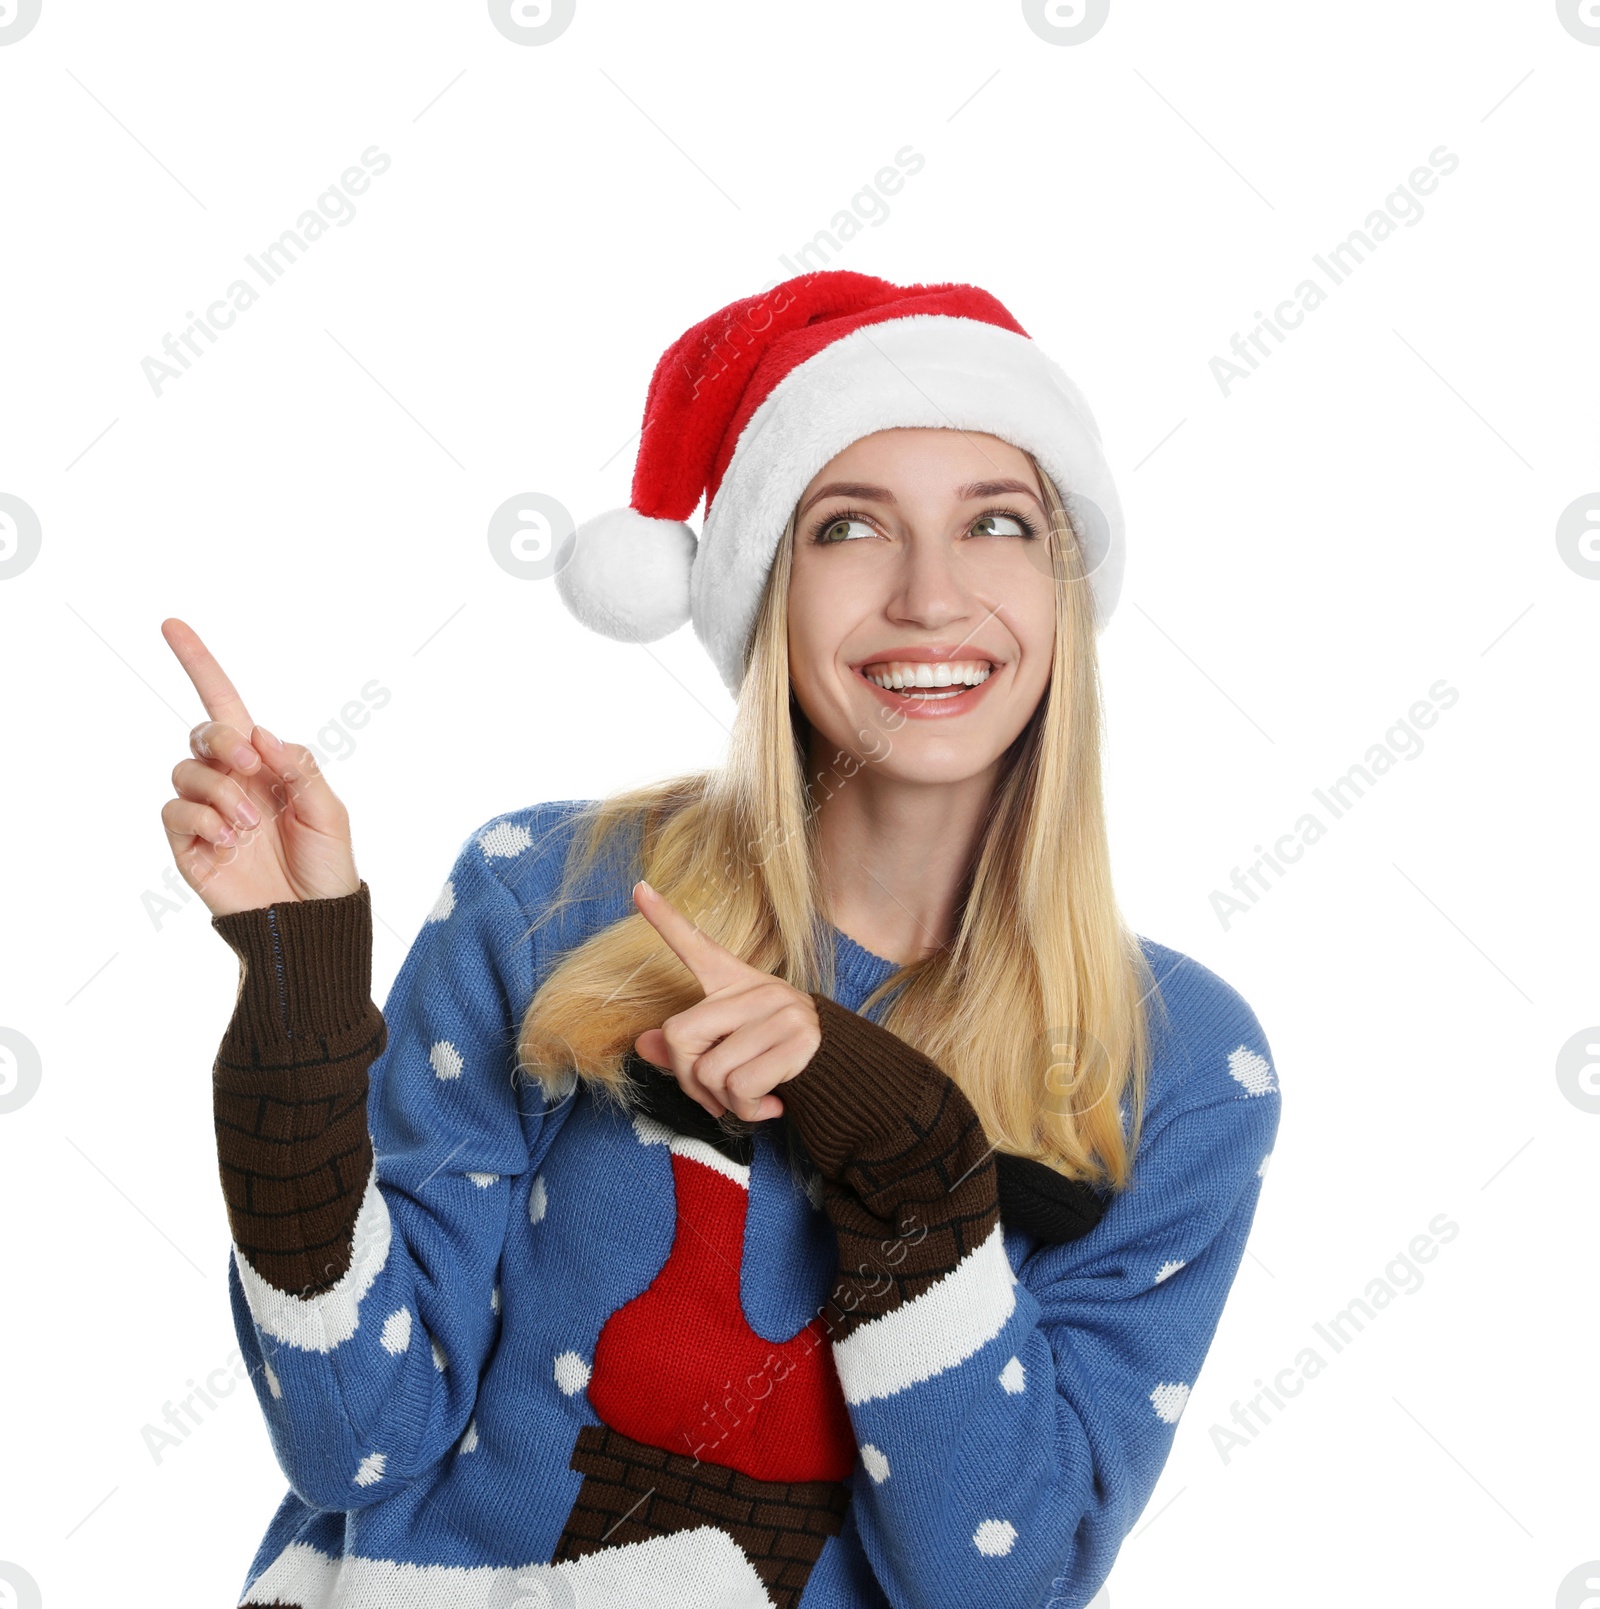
[{"x1": 796, "y1": 477, "x2": 1044, "y2": 520}]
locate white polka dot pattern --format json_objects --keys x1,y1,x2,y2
[
  {"x1": 1150, "y1": 1381, "x2": 1191, "y2": 1423},
  {"x1": 973, "y1": 1519, "x2": 1017, "y2": 1556},
  {"x1": 1228, "y1": 1046, "x2": 1276, "y2": 1096},
  {"x1": 478, "y1": 822, "x2": 533, "y2": 860},
  {"x1": 553, "y1": 1351, "x2": 590, "y2": 1396}
]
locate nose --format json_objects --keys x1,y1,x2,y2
[{"x1": 882, "y1": 524, "x2": 979, "y2": 628}]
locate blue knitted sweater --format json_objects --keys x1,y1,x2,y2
[{"x1": 208, "y1": 799, "x2": 1281, "y2": 1609}]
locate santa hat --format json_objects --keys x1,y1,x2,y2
[{"x1": 554, "y1": 270, "x2": 1125, "y2": 697}]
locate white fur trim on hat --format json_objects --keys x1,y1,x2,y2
[
  {"x1": 555, "y1": 507, "x2": 698, "y2": 644},
  {"x1": 689, "y1": 314, "x2": 1126, "y2": 698}
]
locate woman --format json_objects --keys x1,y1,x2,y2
[{"x1": 162, "y1": 271, "x2": 1281, "y2": 1609}]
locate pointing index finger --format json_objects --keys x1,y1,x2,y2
[
  {"x1": 161, "y1": 617, "x2": 255, "y2": 735},
  {"x1": 633, "y1": 880, "x2": 744, "y2": 995}
]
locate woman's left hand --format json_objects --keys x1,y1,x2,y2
[{"x1": 631, "y1": 879, "x2": 822, "y2": 1124}]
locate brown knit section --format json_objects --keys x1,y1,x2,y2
[
  {"x1": 553, "y1": 1423, "x2": 848, "y2": 1609},
  {"x1": 781, "y1": 993, "x2": 1000, "y2": 1339},
  {"x1": 211, "y1": 885, "x2": 385, "y2": 1296}
]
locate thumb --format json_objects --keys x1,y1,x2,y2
[
  {"x1": 635, "y1": 1028, "x2": 670, "y2": 1069},
  {"x1": 251, "y1": 726, "x2": 346, "y2": 835}
]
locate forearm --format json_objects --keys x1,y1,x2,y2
[
  {"x1": 211, "y1": 883, "x2": 384, "y2": 1297},
  {"x1": 781, "y1": 992, "x2": 1005, "y2": 1346},
  {"x1": 212, "y1": 884, "x2": 459, "y2": 1509}
]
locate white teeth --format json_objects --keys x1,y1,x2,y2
[{"x1": 862, "y1": 660, "x2": 993, "y2": 691}]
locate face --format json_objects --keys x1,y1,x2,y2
[{"x1": 786, "y1": 427, "x2": 1057, "y2": 786}]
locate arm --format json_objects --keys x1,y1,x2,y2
[
  {"x1": 210, "y1": 826, "x2": 554, "y2": 1511},
  {"x1": 781, "y1": 993, "x2": 1281, "y2": 1609}
]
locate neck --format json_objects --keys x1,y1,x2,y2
[{"x1": 806, "y1": 740, "x2": 1000, "y2": 966}]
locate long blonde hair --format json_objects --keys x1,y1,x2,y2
[{"x1": 517, "y1": 452, "x2": 1163, "y2": 1191}]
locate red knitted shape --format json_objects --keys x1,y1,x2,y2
[
  {"x1": 587, "y1": 1150, "x2": 856, "y2": 1483},
  {"x1": 631, "y1": 270, "x2": 1031, "y2": 523}
]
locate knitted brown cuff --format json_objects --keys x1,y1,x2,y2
[
  {"x1": 211, "y1": 881, "x2": 377, "y2": 1049},
  {"x1": 211, "y1": 884, "x2": 385, "y2": 1296},
  {"x1": 781, "y1": 993, "x2": 1000, "y2": 1338}
]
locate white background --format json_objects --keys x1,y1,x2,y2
[{"x1": 0, "y1": 1, "x2": 1595, "y2": 1604}]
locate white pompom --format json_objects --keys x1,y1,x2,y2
[{"x1": 553, "y1": 507, "x2": 696, "y2": 643}]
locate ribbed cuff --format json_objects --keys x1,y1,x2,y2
[
  {"x1": 212, "y1": 881, "x2": 375, "y2": 1051},
  {"x1": 779, "y1": 992, "x2": 942, "y2": 1179}
]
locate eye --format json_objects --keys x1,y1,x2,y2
[
  {"x1": 970, "y1": 511, "x2": 1037, "y2": 539},
  {"x1": 812, "y1": 514, "x2": 877, "y2": 545}
]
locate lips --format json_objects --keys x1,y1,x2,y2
[
  {"x1": 851, "y1": 660, "x2": 1002, "y2": 719},
  {"x1": 851, "y1": 648, "x2": 999, "y2": 673}
]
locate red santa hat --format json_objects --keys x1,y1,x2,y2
[{"x1": 554, "y1": 270, "x2": 1125, "y2": 697}]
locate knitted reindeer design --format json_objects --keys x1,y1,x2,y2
[{"x1": 549, "y1": 997, "x2": 1012, "y2": 1606}]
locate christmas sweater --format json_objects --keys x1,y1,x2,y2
[{"x1": 208, "y1": 799, "x2": 1281, "y2": 1609}]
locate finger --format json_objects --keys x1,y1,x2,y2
[
  {"x1": 248, "y1": 728, "x2": 349, "y2": 838},
  {"x1": 723, "y1": 1060, "x2": 787, "y2": 1123},
  {"x1": 688, "y1": 1013, "x2": 785, "y2": 1104},
  {"x1": 632, "y1": 880, "x2": 749, "y2": 996},
  {"x1": 707, "y1": 1045, "x2": 794, "y2": 1123},
  {"x1": 171, "y1": 758, "x2": 264, "y2": 832},
  {"x1": 161, "y1": 618, "x2": 254, "y2": 734},
  {"x1": 635, "y1": 1027, "x2": 726, "y2": 1120},
  {"x1": 161, "y1": 818, "x2": 221, "y2": 894},
  {"x1": 190, "y1": 719, "x2": 261, "y2": 776},
  {"x1": 162, "y1": 794, "x2": 238, "y2": 849}
]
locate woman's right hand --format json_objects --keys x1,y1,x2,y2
[{"x1": 159, "y1": 617, "x2": 360, "y2": 918}]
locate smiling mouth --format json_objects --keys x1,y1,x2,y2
[
  {"x1": 857, "y1": 660, "x2": 994, "y2": 697},
  {"x1": 853, "y1": 658, "x2": 998, "y2": 707}
]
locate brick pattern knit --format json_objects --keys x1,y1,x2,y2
[{"x1": 207, "y1": 800, "x2": 1282, "y2": 1609}]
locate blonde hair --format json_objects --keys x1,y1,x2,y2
[{"x1": 516, "y1": 452, "x2": 1163, "y2": 1191}]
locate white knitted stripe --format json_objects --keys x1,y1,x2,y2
[
  {"x1": 630, "y1": 1112, "x2": 751, "y2": 1189},
  {"x1": 832, "y1": 1222, "x2": 1018, "y2": 1406},
  {"x1": 232, "y1": 1160, "x2": 390, "y2": 1352},
  {"x1": 240, "y1": 1528, "x2": 777, "y2": 1607}
]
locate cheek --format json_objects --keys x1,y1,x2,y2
[
  {"x1": 786, "y1": 565, "x2": 852, "y2": 682},
  {"x1": 982, "y1": 553, "x2": 1057, "y2": 655}
]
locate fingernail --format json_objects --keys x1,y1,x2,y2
[
  {"x1": 636, "y1": 879, "x2": 654, "y2": 897},
  {"x1": 232, "y1": 745, "x2": 259, "y2": 771},
  {"x1": 254, "y1": 726, "x2": 278, "y2": 748},
  {"x1": 236, "y1": 798, "x2": 261, "y2": 827},
  {"x1": 216, "y1": 825, "x2": 235, "y2": 846}
]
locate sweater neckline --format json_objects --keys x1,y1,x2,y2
[
  {"x1": 827, "y1": 925, "x2": 903, "y2": 1020},
  {"x1": 829, "y1": 924, "x2": 902, "y2": 971}
]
